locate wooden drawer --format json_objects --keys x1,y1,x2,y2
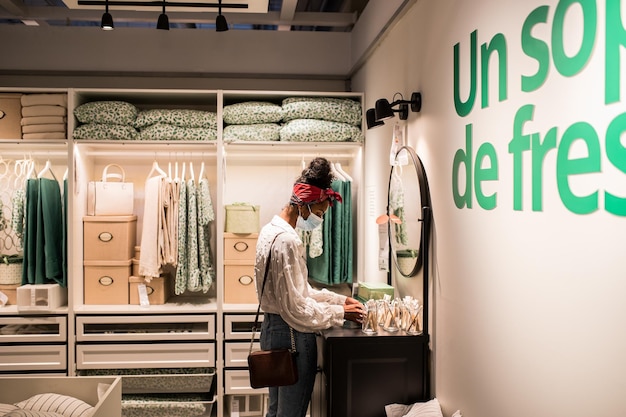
[
  {"x1": 0, "y1": 345, "x2": 67, "y2": 371},
  {"x1": 0, "y1": 315, "x2": 67, "y2": 343},
  {"x1": 224, "y1": 370, "x2": 268, "y2": 395},
  {"x1": 76, "y1": 314, "x2": 216, "y2": 342},
  {"x1": 76, "y1": 342, "x2": 216, "y2": 369},
  {"x1": 225, "y1": 341, "x2": 260, "y2": 368},
  {"x1": 224, "y1": 264, "x2": 258, "y2": 304},
  {"x1": 224, "y1": 314, "x2": 263, "y2": 340},
  {"x1": 83, "y1": 215, "x2": 137, "y2": 261},
  {"x1": 224, "y1": 233, "x2": 258, "y2": 262}
]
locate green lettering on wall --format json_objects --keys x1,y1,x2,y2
[
  {"x1": 481, "y1": 33, "x2": 508, "y2": 109},
  {"x1": 605, "y1": 112, "x2": 626, "y2": 215},
  {"x1": 605, "y1": 0, "x2": 626, "y2": 104},
  {"x1": 454, "y1": 30, "x2": 477, "y2": 117},
  {"x1": 475, "y1": 142, "x2": 499, "y2": 209},
  {"x1": 552, "y1": 0, "x2": 597, "y2": 77},
  {"x1": 521, "y1": 5, "x2": 550, "y2": 92},
  {"x1": 453, "y1": 125, "x2": 474, "y2": 208},
  {"x1": 509, "y1": 104, "x2": 534, "y2": 211},
  {"x1": 531, "y1": 128, "x2": 558, "y2": 211},
  {"x1": 556, "y1": 122, "x2": 601, "y2": 214}
]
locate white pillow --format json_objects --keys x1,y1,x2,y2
[
  {"x1": 15, "y1": 394, "x2": 94, "y2": 417},
  {"x1": 4, "y1": 410, "x2": 65, "y2": 417},
  {"x1": 385, "y1": 398, "x2": 443, "y2": 417},
  {"x1": 0, "y1": 403, "x2": 20, "y2": 414}
]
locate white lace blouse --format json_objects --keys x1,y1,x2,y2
[{"x1": 255, "y1": 215, "x2": 346, "y2": 333}]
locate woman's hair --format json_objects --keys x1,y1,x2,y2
[{"x1": 295, "y1": 157, "x2": 334, "y2": 189}]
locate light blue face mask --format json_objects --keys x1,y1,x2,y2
[{"x1": 296, "y1": 205, "x2": 323, "y2": 231}]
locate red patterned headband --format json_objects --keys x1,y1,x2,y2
[{"x1": 290, "y1": 183, "x2": 343, "y2": 206}]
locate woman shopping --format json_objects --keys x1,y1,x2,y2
[{"x1": 255, "y1": 157, "x2": 364, "y2": 417}]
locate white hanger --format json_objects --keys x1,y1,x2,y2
[
  {"x1": 37, "y1": 159, "x2": 58, "y2": 181},
  {"x1": 189, "y1": 161, "x2": 195, "y2": 183},
  {"x1": 147, "y1": 160, "x2": 167, "y2": 179},
  {"x1": 181, "y1": 162, "x2": 186, "y2": 182},
  {"x1": 331, "y1": 162, "x2": 346, "y2": 181},
  {"x1": 198, "y1": 161, "x2": 205, "y2": 181},
  {"x1": 63, "y1": 167, "x2": 68, "y2": 181},
  {"x1": 174, "y1": 161, "x2": 180, "y2": 182},
  {"x1": 335, "y1": 162, "x2": 353, "y2": 182}
]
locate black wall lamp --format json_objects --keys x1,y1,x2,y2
[
  {"x1": 100, "y1": 0, "x2": 114, "y2": 30},
  {"x1": 366, "y1": 92, "x2": 422, "y2": 129},
  {"x1": 216, "y1": 0, "x2": 228, "y2": 31},
  {"x1": 157, "y1": 0, "x2": 169, "y2": 30}
]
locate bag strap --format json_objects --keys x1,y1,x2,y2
[
  {"x1": 101, "y1": 164, "x2": 125, "y2": 182},
  {"x1": 250, "y1": 232, "x2": 294, "y2": 355}
]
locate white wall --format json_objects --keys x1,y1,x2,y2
[{"x1": 353, "y1": 1, "x2": 626, "y2": 416}]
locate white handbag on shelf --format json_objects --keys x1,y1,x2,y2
[{"x1": 87, "y1": 164, "x2": 134, "y2": 216}]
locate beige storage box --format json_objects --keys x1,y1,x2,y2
[
  {"x1": 0, "y1": 93, "x2": 22, "y2": 139},
  {"x1": 224, "y1": 233, "x2": 258, "y2": 262},
  {"x1": 129, "y1": 275, "x2": 171, "y2": 305},
  {"x1": 225, "y1": 204, "x2": 260, "y2": 234},
  {"x1": 224, "y1": 264, "x2": 258, "y2": 304},
  {"x1": 17, "y1": 283, "x2": 68, "y2": 311},
  {"x1": 83, "y1": 215, "x2": 137, "y2": 261},
  {"x1": 84, "y1": 259, "x2": 131, "y2": 304},
  {"x1": 0, "y1": 284, "x2": 19, "y2": 305}
]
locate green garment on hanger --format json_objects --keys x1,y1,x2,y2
[
  {"x1": 22, "y1": 178, "x2": 39, "y2": 285},
  {"x1": 38, "y1": 178, "x2": 65, "y2": 286}
]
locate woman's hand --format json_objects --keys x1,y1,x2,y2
[{"x1": 343, "y1": 297, "x2": 365, "y2": 323}]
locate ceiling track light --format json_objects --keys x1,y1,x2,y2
[
  {"x1": 366, "y1": 92, "x2": 422, "y2": 129},
  {"x1": 100, "y1": 0, "x2": 114, "y2": 30},
  {"x1": 157, "y1": 0, "x2": 169, "y2": 30},
  {"x1": 216, "y1": 0, "x2": 228, "y2": 32}
]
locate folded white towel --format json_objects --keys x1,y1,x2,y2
[
  {"x1": 21, "y1": 116, "x2": 66, "y2": 126},
  {"x1": 21, "y1": 105, "x2": 66, "y2": 117},
  {"x1": 22, "y1": 132, "x2": 66, "y2": 140},
  {"x1": 21, "y1": 93, "x2": 67, "y2": 108},
  {"x1": 22, "y1": 123, "x2": 66, "y2": 134}
]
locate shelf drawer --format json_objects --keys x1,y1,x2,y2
[
  {"x1": 122, "y1": 393, "x2": 215, "y2": 417},
  {"x1": 76, "y1": 314, "x2": 216, "y2": 341},
  {"x1": 224, "y1": 370, "x2": 268, "y2": 395},
  {"x1": 76, "y1": 342, "x2": 216, "y2": 369},
  {"x1": 0, "y1": 345, "x2": 67, "y2": 371},
  {"x1": 224, "y1": 265, "x2": 258, "y2": 304},
  {"x1": 78, "y1": 368, "x2": 215, "y2": 394},
  {"x1": 224, "y1": 233, "x2": 258, "y2": 261},
  {"x1": 0, "y1": 315, "x2": 67, "y2": 343},
  {"x1": 225, "y1": 341, "x2": 260, "y2": 368},
  {"x1": 224, "y1": 314, "x2": 263, "y2": 340}
]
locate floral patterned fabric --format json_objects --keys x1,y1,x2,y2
[
  {"x1": 121, "y1": 394, "x2": 209, "y2": 417},
  {"x1": 138, "y1": 123, "x2": 217, "y2": 141},
  {"x1": 223, "y1": 123, "x2": 281, "y2": 142},
  {"x1": 280, "y1": 119, "x2": 364, "y2": 142},
  {"x1": 74, "y1": 100, "x2": 138, "y2": 125},
  {"x1": 73, "y1": 123, "x2": 138, "y2": 140},
  {"x1": 223, "y1": 101, "x2": 284, "y2": 125},
  {"x1": 282, "y1": 97, "x2": 362, "y2": 126},
  {"x1": 134, "y1": 109, "x2": 218, "y2": 129}
]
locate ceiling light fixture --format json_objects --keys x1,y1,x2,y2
[
  {"x1": 216, "y1": 0, "x2": 228, "y2": 32},
  {"x1": 100, "y1": 0, "x2": 114, "y2": 30},
  {"x1": 156, "y1": 0, "x2": 169, "y2": 30},
  {"x1": 366, "y1": 92, "x2": 422, "y2": 129}
]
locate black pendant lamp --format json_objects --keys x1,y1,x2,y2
[
  {"x1": 216, "y1": 0, "x2": 228, "y2": 32},
  {"x1": 101, "y1": 0, "x2": 114, "y2": 30},
  {"x1": 157, "y1": 0, "x2": 169, "y2": 30}
]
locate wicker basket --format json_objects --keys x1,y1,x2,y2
[{"x1": 0, "y1": 255, "x2": 22, "y2": 285}]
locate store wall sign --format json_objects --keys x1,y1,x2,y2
[{"x1": 451, "y1": 0, "x2": 626, "y2": 216}]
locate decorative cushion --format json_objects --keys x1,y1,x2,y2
[
  {"x1": 4, "y1": 410, "x2": 65, "y2": 417},
  {"x1": 138, "y1": 123, "x2": 217, "y2": 141},
  {"x1": 223, "y1": 123, "x2": 281, "y2": 142},
  {"x1": 72, "y1": 123, "x2": 138, "y2": 140},
  {"x1": 385, "y1": 398, "x2": 443, "y2": 417},
  {"x1": 282, "y1": 97, "x2": 362, "y2": 126},
  {"x1": 134, "y1": 109, "x2": 218, "y2": 129},
  {"x1": 15, "y1": 393, "x2": 94, "y2": 417},
  {"x1": 223, "y1": 101, "x2": 284, "y2": 125},
  {"x1": 0, "y1": 403, "x2": 20, "y2": 414},
  {"x1": 279, "y1": 119, "x2": 364, "y2": 142},
  {"x1": 74, "y1": 101, "x2": 138, "y2": 125}
]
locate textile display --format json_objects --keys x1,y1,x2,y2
[
  {"x1": 74, "y1": 100, "x2": 138, "y2": 125},
  {"x1": 279, "y1": 119, "x2": 364, "y2": 143},
  {"x1": 223, "y1": 123, "x2": 281, "y2": 142},
  {"x1": 20, "y1": 93, "x2": 68, "y2": 139},
  {"x1": 138, "y1": 123, "x2": 217, "y2": 141},
  {"x1": 72, "y1": 123, "x2": 138, "y2": 140},
  {"x1": 134, "y1": 109, "x2": 218, "y2": 129},
  {"x1": 223, "y1": 101, "x2": 284, "y2": 125},
  {"x1": 281, "y1": 97, "x2": 362, "y2": 126}
]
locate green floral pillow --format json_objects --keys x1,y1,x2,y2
[
  {"x1": 282, "y1": 97, "x2": 362, "y2": 126},
  {"x1": 223, "y1": 123, "x2": 281, "y2": 142},
  {"x1": 138, "y1": 123, "x2": 217, "y2": 141},
  {"x1": 134, "y1": 109, "x2": 218, "y2": 129},
  {"x1": 223, "y1": 101, "x2": 284, "y2": 125},
  {"x1": 74, "y1": 101, "x2": 138, "y2": 125},
  {"x1": 73, "y1": 123, "x2": 138, "y2": 140},
  {"x1": 279, "y1": 119, "x2": 364, "y2": 142}
]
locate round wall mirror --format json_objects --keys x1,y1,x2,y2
[{"x1": 387, "y1": 146, "x2": 432, "y2": 277}]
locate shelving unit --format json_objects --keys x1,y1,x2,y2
[{"x1": 0, "y1": 87, "x2": 364, "y2": 417}]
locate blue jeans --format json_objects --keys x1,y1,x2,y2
[{"x1": 260, "y1": 314, "x2": 317, "y2": 417}]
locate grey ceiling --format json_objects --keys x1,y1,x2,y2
[{"x1": 0, "y1": 0, "x2": 370, "y2": 30}]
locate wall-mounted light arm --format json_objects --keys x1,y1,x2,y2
[{"x1": 367, "y1": 92, "x2": 422, "y2": 129}]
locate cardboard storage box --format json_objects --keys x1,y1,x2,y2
[
  {"x1": 224, "y1": 233, "x2": 257, "y2": 262},
  {"x1": 0, "y1": 284, "x2": 19, "y2": 306},
  {"x1": 17, "y1": 283, "x2": 68, "y2": 311},
  {"x1": 224, "y1": 264, "x2": 257, "y2": 304},
  {"x1": 225, "y1": 204, "x2": 260, "y2": 234},
  {"x1": 357, "y1": 282, "x2": 395, "y2": 301},
  {"x1": 129, "y1": 275, "x2": 171, "y2": 305},
  {"x1": 83, "y1": 215, "x2": 137, "y2": 261},
  {"x1": 0, "y1": 93, "x2": 22, "y2": 139},
  {"x1": 84, "y1": 259, "x2": 131, "y2": 304}
]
